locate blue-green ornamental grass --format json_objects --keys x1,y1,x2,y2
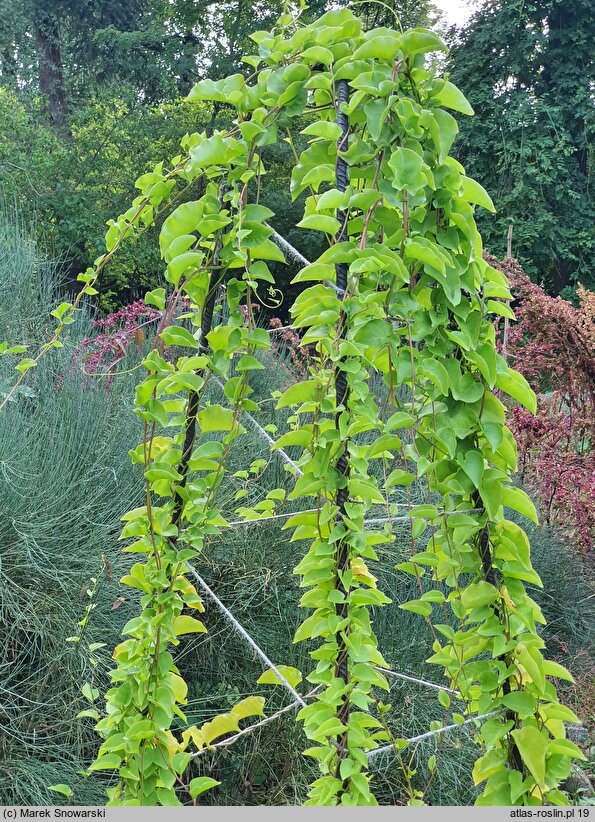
[
  {"x1": 0, "y1": 213, "x2": 145, "y2": 805},
  {"x1": 0, "y1": 3, "x2": 590, "y2": 808}
]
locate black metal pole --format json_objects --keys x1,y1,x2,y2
[
  {"x1": 333, "y1": 78, "x2": 352, "y2": 773},
  {"x1": 172, "y1": 188, "x2": 228, "y2": 529}
]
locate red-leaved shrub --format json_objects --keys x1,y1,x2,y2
[{"x1": 487, "y1": 253, "x2": 595, "y2": 556}]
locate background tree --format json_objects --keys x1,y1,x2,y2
[
  {"x1": 0, "y1": 0, "x2": 191, "y2": 109},
  {"x1": 448, "y1": 0, "x2": 595, "y2": 295},
  {"x1": 354, "y1": 0, "x2": 442, "y2": 32},
  {"x1": 11, "y1": 0, "x2": 595, "y2": 304}
]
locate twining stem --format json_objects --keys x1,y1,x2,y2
[{"x1": 332, "y1": 77, "x2": 352, "y2": 777}]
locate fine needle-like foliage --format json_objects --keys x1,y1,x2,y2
[{"x1": 2, "y1": 3, "x2": 584, "y2": 808}]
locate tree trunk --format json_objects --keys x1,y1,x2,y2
[{"x1": 35, "y1": 11, "x2": 70, "y2": 138}]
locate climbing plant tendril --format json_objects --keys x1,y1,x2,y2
[{"x1": 68, "y1": 3, "x2": 583, "y2": 808}]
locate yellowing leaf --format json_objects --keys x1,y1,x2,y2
[
  {"x1": 515, "y1": 643, "x2": 545, "y2": 693},
  {"x1": 170, "y1": 673, "x2": 188, "y2": 705},
  {"x1": 257, "y1": 666, "x2": 303, "y2": 689},
  {"x1": 230, "y1": 696, "x2": 265, "y2": 720},
  {"x1": 511, "y1": 726, "x2": 548, "y2": 787},
  {"x1": 163, "y1": 730, "x2": 180, "y2": 756},
  {"x1": 186, "y1": 698, "x2": 265, "y2": 753},
  {"x1": 500, "y1": 585, "x2": 517, "y2": 610},
  {"x1": 173, "y1": 615, "x2": 207, "y2": 636},
  {"x1": 350, "y1": 558, "x2": 377, "y2": 586},
  {"x1": 113, "y1": 641, "x2": 128, "y2": 659},
  {"x1": 195, "y1": 714, "x2": 239, "y2": 748}
]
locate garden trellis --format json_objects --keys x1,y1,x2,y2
[
  {"x1": 183, "y1": 565, "x2": 472, "y2": 761},
  {"x1": 0, "y1": 4, "x2": 584, "y2": 808},
  {"x1": 187, "y1": 563, "x2": 498, "y2": 765}
]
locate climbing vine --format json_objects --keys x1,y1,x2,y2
[
  {"x1": 8, "y1": 2, "x2": 584, "y2": 808},
  {"x1": 82, "y1": 111, "x2": 302, "y2": 803}
]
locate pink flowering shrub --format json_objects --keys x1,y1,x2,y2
[
  {"x1": 79, "y1": 300, "x2": 160, "y2": 374},
  {"x1": 239, "y1": 302, "x2": 260, "y2": 326},
  {"x1": 487, "y1": 253, "x2": 595, "y2": 556}
]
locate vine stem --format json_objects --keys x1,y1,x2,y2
[
  {"x1": 332, "y1": 77, "x2": 352, "y2": 777},
  {"x1": 171, "y1": 185, "x2": 229, "y2": 528}
]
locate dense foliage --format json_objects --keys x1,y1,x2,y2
[
  {"x1": 0, "y1": 0, "x2": 593, "y2": 810},
  {"x1": 448, "y1": 0, "x2": 595, "y2": 295},
  {"x1": 0, "y1": 162, "x2": 592, "y2": 806},
  {"x1": 7, "y1": 6, "x2": 577, "y2": 807}
]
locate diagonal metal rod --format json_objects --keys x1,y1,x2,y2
[
  {"x1": 377, "y1": 667, "x2": 461, "y2": 696},
  {"x1": 367, "y1": 711, "x2": 500, "y2": 762},
  {"x1": 210, "y1": 376, "x2": 303, "y2": 476},
  {"x1": 268, "y1": 228, "x2": 310, "y2": 268},
  {"x1": 187, "y1": 565, "x2": 306, "y2": 707},
  {"x1": 225, "y1": 509, "x2": 481, "y2": 529},
  {"x1": 268, "y1": 227, "x2": 340, "y2": 294},
  {"x1": 190, "y1": 687, "x2": 323, "y2": 759},
  {"x1": 183, "y1": 679, "x2": 496, "y2": 764}
]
